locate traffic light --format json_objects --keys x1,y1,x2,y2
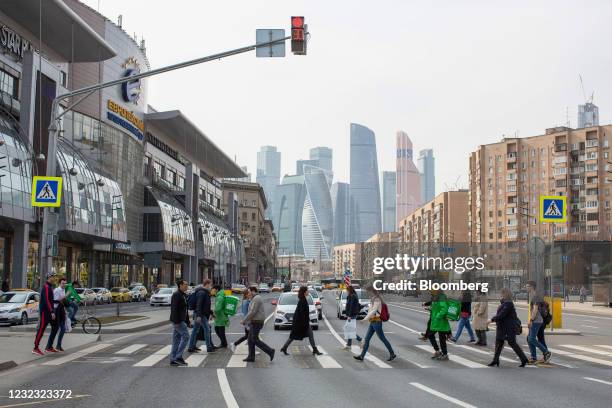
[{"x1": 291, "y1": 16, "x2": 306, "y2": 55}]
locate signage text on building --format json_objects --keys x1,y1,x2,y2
[{"x1": 107, "y1": 99, "x2": 144, "y2": 141}]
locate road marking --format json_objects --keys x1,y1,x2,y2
[
  {"x1": 264, "y1": 312, "x2": 274, "y2": 324},
  {"x1": 115, "y1": 344, "x2": 147, "y2": 354},
  {"x1": 451, "y1": 344, "x2": 515, "y2": 363},
  {"x1": 42, "y1": 343, "x2": 111, "y2": 366},
  {"x1": 185, "y1": 353, "x2": 207, "y2": 367},
  {"x1": 133, "y1": 345, "x2": 172, "y2": 367},
  {"x1": 217, "y1": 368, "x2": 239, "y2": 408},
  {"x1": 387, "y1": 302, "x2": 429, "y2": 315},
  {"x1": 321, "y1": 314, "x2": 391, "y2": 368},
  {"x1": 559, "y1": 345, "x2": 612, "y2": 356},
  {"x1": 415, "y1": 345, "x2": 485, "y2": 368},
  {"x1": 581, "y1": 325, "x2": 599, "y2": 329},
  {"x1": 387, "y1": 319, "x2": 421, "y2": 334},
  {"x1": 308, "y1": 346, "x2": 342, "y2": 368},
  {"x1": 546, "y1": 348, "x2": 612, "y2": 367},
  {"x1": 584, "y1": 377, "x2": 612, "y2": 386},
  {"x1": 0, "y1": 395, "x2": 91, "y2": 408},
  {"x1": 410, "y1": 382, "x2": 477, "y2": 408},
  {"x1": 595, "y1": 345, "x2": 612, "y2": 351}
]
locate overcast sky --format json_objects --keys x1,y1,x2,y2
[{"x1": 84, "y1": 0, "x2": 612, "y2": 192}]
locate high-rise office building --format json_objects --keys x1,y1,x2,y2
[
  {"x1": 331, "y1": 182, "x2": 350, "y2": 246},
  {"x1": 256, "y1": 146, "x2": 281, "y2": 219},
  {"x1": 349, "y1": 123, "x2": 382, "y2": 242},
  {"x1": 578, "y1": 103, "x2": 599, "y2": 129},
  {"x1": 310, "y1": 147, "x2": 333, "y2": 172},
  {"x1": 382, "y1": 171, "x2": 397, "y2": 232},
  {"x1": 273, "y1": 175, "x2": 306, "y2": 255},
  {"x1": 302, "y1": 165, "x2": 334, "y2": 261},
  {"x1": 296, "y1": 159, "x2": 318, "y2": 175},
  {"x1": 418, "y1": 149, "x2": 435, "y2": 203},
  {"x1": 396, "y1": 131, "x2": 421, "y2": 227}
]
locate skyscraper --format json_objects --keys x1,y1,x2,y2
[
  {"x1": 418, "y1": 149, "x2": 435, "y2": 203},
  {"x1": 296, "y1": 159, "x2": 318, "y2": 175},
  {"x1": 381, "y1": 171, "x2": 396, "y2": 233},
  {"x1": 256, "y1": 146, "x2": 280, "y2": 219},
  {"x1": 273, "y1": 175, "x2": 306, "y2": 255},
  {"x1": 309, "y1": 147, "x2": 332, "y2": 172},
  {"x1": 396, "y1": 131, "x2": 420, "y2": 226},
  {"x1": 302, "y1": 165, "x2": 333, "y2": 261},
  {"x1": 578, "y1": 102, "x2": 599, "y2": 128},
  {"x1": 331, "y1": 182, "x2": 350, "y2": 246},
  {"x1": 349, "y1": 123, "x2": 381, "y2": 242}
]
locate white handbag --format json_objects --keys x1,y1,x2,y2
[{"x1": 343, "y1": 319, "x2": 357, "y2": 340}]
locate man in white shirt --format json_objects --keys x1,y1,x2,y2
[{"x1": 50, "y1": 278, "x2": 68, "y2": 352}]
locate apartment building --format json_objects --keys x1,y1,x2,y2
[
  {"x1": 468, "y1": 126, "x2": 612, "y2": 244},
  {"x1": 332, "y1": 243, "x2": 365, "y2": 280}
]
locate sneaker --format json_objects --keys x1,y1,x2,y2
[
  {"x1": 45, "y1": 347, "x2": 58, "y2": 353},
  {"x1": 387, "y1": 354, "x2": 397, "y2": 362},
  {"x1": 269, "y1": 349, "x2": 275, "y2": 362},
  {"x1": 56, "y1": 347, "x2": 65, "y2": 352},
  {"x1": 353, "y1": 355, "x2": 364, "y2": 361},
  {"x1": 230, "y1": 343, "x2": 237, "y2": 353},
  {"x1": 543, "y1": 351, "x2": 552, "y2": 363},
  {"x1": 468, "y1": 339, "x2": 476, "y2": 343},
  {"x1": 194, "y1": 347, "x2": 202, "y2": 352},
  {"x1": 32, "y1": 348, "x2": 44, "y2": 356},
  {"x1": 176, "y1": 358, "x2": 188, "y2": 366},
  {"x1": 340, "y1": 345, "x2": 351, "y2": 351},
  {"x1": 430, "y1": 351, "x2": 442, "y2": 359},
  {"x1": 437, "y1": 354, "x2": 449, "y2": 361},
  {"x1": 527, "y1": 358, "x2": 538, "y2": 365},
  {"x1": 170, "y1": 360, "x2": 180, "y2": 366},
  {"x1": 187, "y1": 348, "x2": 199, "y2": 353},
  {"x1": 448, "y1": 337, "x2": 457, "y2": 343},
  {"x1": 242, "y1": 358, "x2": 255, "y2": 362}
]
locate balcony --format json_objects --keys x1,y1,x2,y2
[
  {"x1": 151, "y1": 171, "x2": 184, "y2": 194},
  {"x1": 554, "y1": 144, "x2": 568, "y2": 152},
  {"x1": 507, "y1": 152, "x2": 517, "y2": 162},
  {"x1": 199, "y1": 199, "x2": 225, "y2": 218},
  {"x1": 586, "y1": 139, "x2": 599, "y2": 148}
]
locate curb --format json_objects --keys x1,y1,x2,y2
[
  {"x1": 0, "y1": 361, "x2": 17, "y2": 372},
  {"x1": 10, "y1": 319, "x2": 170, "y2": 334}
]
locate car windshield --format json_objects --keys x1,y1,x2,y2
[
  {"x1": 310, "y1": 291, "x2": 319, "y2": 298},
  {"x1": 130, "y1": 287, "x2": 140, "y2": 292},
  {"x1": 341, "y1": 290, "x2": 369, "y2": 300},
  {"x1": 76, "y1": 288, "x2": 85, "y2": 294},
  {"x1": 278, "y1": 294, "x2": 313, "y2": 305},
  {"x1": 92, "y1": 288, "x2": 102, "y2": 293},
  {"x1": 110, "y1": 288, "x2": 122, "y2": 292},
  {"x1": 128, "y1": 286, "x2": 136, "y2": 290},
  {"x1": 157, "y1": 288, "x2": 173, "y2": 295},
  {"x1": 0, "y1": 293, "x2": 28, "y2": 303}
]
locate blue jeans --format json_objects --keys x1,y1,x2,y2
[
  {"x1": 347, "y1": 334, "x2": 362, "y2": 347},
  {"x1": 68, "y1": 301, "x2": 78, "y2": 324},
  {"x1": 453, "y1": 316, "x2": 475, "y2": 341},
  {"x1": 55, "y1": 317, "x2": 66, "y2": 349},
  {"x1": 528, "y1": 322, "x2": 548, "y2": 359},
  {"x1": 170, "y1": 322, "x2": 189, "y2": 361},
  {"x1": 189, "y1": 316, "x2": 213, "y2": 350},
  {"x1": 359, "y1": 321, "x2": 395, "y2": 358}
]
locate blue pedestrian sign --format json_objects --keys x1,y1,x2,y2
[
  {"x1": 539, "y1": 195, "x2": 566, "y2": 223},
  {"x1": 31, "y1": 176, "x2": 63, "y2": 207}
]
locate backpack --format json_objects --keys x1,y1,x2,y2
[
  {"x1": 379, "y1": 303, "x2": 390, "y2": 322},
  {"x1": 538, "y1": 301, "x2": 552, "y2": 325},
  {"x1": 187, "y1": 291, "x2": 197, "y2": 311},
  {"x1": 445, "y1": 299, "x2": 461, "y2": 321}
]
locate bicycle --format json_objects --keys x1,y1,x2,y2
[{"x1": 78, "y1": 303, "x2": 101, "y2": 334}]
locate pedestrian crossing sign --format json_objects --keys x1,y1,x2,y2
[
  {"x1": 31, "y1": 176, "x2": 63, "y2": 207},
  {"x1": 539, "y1": 195, "x2": 566, "y2": 223}
]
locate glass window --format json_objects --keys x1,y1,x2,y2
[{"x1": 0, "y1": 69, "x2": 18, "y2": 98}]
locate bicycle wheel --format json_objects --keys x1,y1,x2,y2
[{"x1": 82, "y1": 317, "x2": 101, "y2": 334}]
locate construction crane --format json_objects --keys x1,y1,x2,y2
[{"x1": 579, "y1": 74, "x2": 595, "y2": 104}]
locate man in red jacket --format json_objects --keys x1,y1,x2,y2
[{"x1": 33, "y1": 271, "x2": 58, "y2": 355}]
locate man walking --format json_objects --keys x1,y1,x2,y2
[
  {"x1": 526, "y1": 281, "x2": 551, "y2": 364},
  {"x1": 241, "y1": 286, "x2": 274, "y2": 362},
  {"x1": 169, "y1": 279, "x2": 191, "y2": 366},
  {"x1": 51, "y1": 278, "x2": 68, "y2": 352},
  {"x1": 188, "y1": 279, "x2": 215, "y2": 353},
  {"x1": 65, "y1": 281, "x2": 81, "y2": 327},
  {"x1": 33, "y1": 271, "x2": 57, "y2": 355}
]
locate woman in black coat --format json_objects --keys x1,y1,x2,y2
[
  {"x1": 280, "y1": 286, "x2": 322, "y2": 356},
  {"x1": 487, "y1": 287, "x2": 528, "y2": 367}
]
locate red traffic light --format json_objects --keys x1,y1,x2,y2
[{"x1": 292, "y1": 16, "x2": 304, "y2": 29}]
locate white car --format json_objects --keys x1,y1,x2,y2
[
  {"x1": 91, "y1": 288, "x2": 112, "y2": 304},
  {"x1": 309, "y1": 289, "x2": 323, "y2": 320},
  {"x1": 76, "y1": 288, "x2": 97, "y2": 305},
  {"x1": 0, "y1": 290, "x2": 40, "y2": 325},
  {"x1": 258, "y1": 283, "x2": 270, "y2": 293},
  {"x1": 150, "y1": 288, "x2": 175, "y2": 306},
  {"x1": 128, "y1": 285, "x2": 148, "y2": 302},
  {"x1": 273, "y1": 292, "x2": 318, "y2": 330},
  {"x1": 336, "y1": 289, "x2": 369, "y2": 320}
]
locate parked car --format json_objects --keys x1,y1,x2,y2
[
  {"x1": 336, "y1": 289, "x2": 369, "y2": 319},
  {"x1": 271, "y1": 284, "x2": 283, "y2": 292},
  {"x1": 91, "y1": 287, "x2": 112, "y2": 304},
  {"x1": 272, "y1": 292, "x2": 318, "y2": 330},
  {"x1": 231, "y1": 284, "x2": 247, "y2": 294},
  {"x1": 149, "y1": 287, "x2": 175, "y2": 306},
  {"x1": 0, "y1": 290, "x2": 39, "y2": 325},
  {"x1": 128, "y1": 285, "x2": 148, "y2": 302},
  {"x1": 76, "y1": 288, "x2": 97, "y2": 305},
  {"x1": 258, "y1": 283, "x2": 270, "y2": 293},
  {"x1": 110, "y1": 287, "x2": 131, "y2": 303}
]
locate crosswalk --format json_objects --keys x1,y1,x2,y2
[{"x1": 36, "y1": 341, "x2": 612, "y2": 370}]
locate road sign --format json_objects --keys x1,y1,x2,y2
[
  {"x1": 31, "y1": 176, "x2": 63, "y2": 207},
  {"x1": 539, "y1": 195, "x2": 566, "y2": 223},
  {"x1": 343, "y1": 270, "x2": 351, "y2": 286},
  {"x1": 256, "y1": 29, "x2": 286, "y2": 57}
]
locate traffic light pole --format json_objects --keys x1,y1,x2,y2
[{"x1": 38, "y1": 34, "x2": 297, "y2": 286}]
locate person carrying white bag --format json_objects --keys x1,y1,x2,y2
[{"x1": 341, "y1": 286, "x2": 362, "y2": 350}]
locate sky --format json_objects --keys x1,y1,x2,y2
[{"x1": 83, "y1": 0, "x2": 612, "y2": 192}]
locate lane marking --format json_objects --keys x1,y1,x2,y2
[
  {"x1": 387, "y1": 302, "x2": 429, "y2": 315},
  {"x1": 264, "y1": 312, "x2": 274, "y2": 324},
  {"x1": 584, "y1": 377, "x2": 612, "y2": 386},
  {"x1": 451, "y1": 344, "x2": 516, "y2": 363},
  {"x1": 42, "y1": 343, "x2": 112, "y2": 366},
  {"x1": 217, "y1": 368, "x2": 239, "y2": 408},
  {"x1": 321, "y1": 314, "x2": 391, "y2": 368},
  {"x1": 185, "y1": 353, "x2": 207, "y2": 367},
  {"x1": 595, "y1": 345, "x2": 612, "y2": 351},
  {"x1": 581, "y1": 325, "x2": 599, "y2": 329},
  {"x1": 559, "y1": 345, "x2": 612, "y2": 356},
  {"x1": 387, "y1": 319, "x2": 421, "y2": 335},
  {"x1": 308, "y1": 345, "x2": 342, "y2": 368},
  {"x1": 415, "y1": 345, "x2": 485, "y2": 368},
  {"x1": 410, "y1": 382, "x2": 477, "y2": 408},
  {"x1": 133, "y1": 345, "x2": 172, "y2": 367},
  {"x1": 546, "y1": 348, "x2": 612, "y2": 367},
  {"x1": 115, "y1": 344, "x2": 146, "y2": 355}
]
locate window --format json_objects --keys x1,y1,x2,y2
[
  {"x1": 251, "y1": 212, "x2": 256, "y2": 221},
  {"x1": 242, "y1": 212, "x2": 247, "y2": 220},
  {"x1": 252, "y1": 200, "x2": 256, "y2": 207},
  {"x1": 177, "y1": 175, "x2": 185, "y2": 190},
  {"x1": 60, "y1": 71, "x2": 67, "y2": 87},
  {"x1": 587, "y1": 152, "x2": 598, "y2": 160},
  {"x1": 0, "y1": 69, "x2": 18, "y2": 98}
]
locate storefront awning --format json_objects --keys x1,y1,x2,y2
[{"x1": 1, "y1": 0, "x2": 116, "y2": 62}]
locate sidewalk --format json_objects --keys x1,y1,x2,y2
[{"x1": 511, "y1": 300, "x2": 612, "y2": 317}]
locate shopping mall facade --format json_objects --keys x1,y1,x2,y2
[{"x1": 0, "y1": 0, "x2": 245, "y2": 290}]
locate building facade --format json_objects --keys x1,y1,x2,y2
[
  {"x1": 382, "y1": 171, "x2": 397, "y2": 233},
  {"x1": 396, "y1": 131, "x2": 421, "y2": 228},
  {"x1": 578, "y1": 103, "x2": 599, "y2": 129},
  {"x1": 256, "y1": 146, "x2": 280, "y2": 220},
  {"x1": 301, "y1": 165, "x2": 333, "y2": 261},
  {"x1": 331, "y1": 182, "x2": 350, "y2": 246},
  {"x1": 418, "y1": 148, "x2": 435, "y2": 203},
  {"x1": 273, "y1": 174, "x2": 306, "y2": 256},
  {"x1": 332, "y1": 242, "x2": 364, "y2": 280}
]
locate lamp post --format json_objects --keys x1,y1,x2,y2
[{"x1": 109, "y1": 194, "x2": 122, "y2": 288}]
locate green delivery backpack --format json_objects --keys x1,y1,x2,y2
[
  {"x1": 225, "y1": 295, "x2": 240, "y2": 316},
  {"x1": 445, "y1": 299, "x2": 461, "y2": 321}
]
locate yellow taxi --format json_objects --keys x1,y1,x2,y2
[
  {"x1": 110, "y1": 287, "x2": 131, "y2": 303},
  {"x1": 0, "y1": 290, "x2": 39, "y2": 325}
]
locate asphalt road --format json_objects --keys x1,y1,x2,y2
[{"x1": 2, "y1": 291, "x2": 612, "y2": 408}]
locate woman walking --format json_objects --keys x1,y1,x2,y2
[
  {"x1": 230, "y1": 290, "x2": 251, "y2": 352},
  {"x1": 341, "y1": 285, "x2": 362, "y2": 350},
  {"x1": 472, "y1": 290, "x2": 488, "y2": 346},
  {"x1": 353, "y1": 285, "x2": 396, "y2": 362},
  {"x1": 280, "y1": 286, "x2": 322, "y2": 356},
  {"x1": 450, "y1": 291, "x2": 476, "y2": 343},
  {"x1": 487, "y1": 287, "x2": 528, "y2": 367},
  {"x1": 427, "y1": 290, "x2": 451, "y2": 360}
]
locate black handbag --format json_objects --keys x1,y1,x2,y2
[{"x1": 514, "y1": 318, "x2": 523, "y2": 335}]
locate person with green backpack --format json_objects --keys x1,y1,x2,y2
[
  {"x1": 65, "y1": 281, "x2": 82, "y2": 327},
  {"x1": 213, "y1": 284, "x2": 229, "y2": 348},
  {"x1": 428, "y1": 289, "x2": 452, "y2": 361}
]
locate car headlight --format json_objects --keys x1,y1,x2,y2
[
  {"x1": 9, "y1": 307, "x2": 20, "y2": 313},
  {"x1": 276, "y1": 310, "x2": 285, "y2": 316},
  {"x1": 309, "y1": 310, "x2": 317, "y2": 315}
]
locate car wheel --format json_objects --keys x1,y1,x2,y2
[
  {"x1": 150, "y1": 304, "x2": 154, "y2": 307},
  {"x1": 274, "y1": 325, "x2": 279, "y2": 330},
  {"x1": 20, "y1": 312, "x2": 28, "y2": 325}
]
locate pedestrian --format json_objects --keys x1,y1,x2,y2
[
  {"x1": 579, "y1": 286, "x2": 587, "y2": 303},
  {"x1": 65, "y1": 280, "x2": 81, "y2": 327},
  {"x1": 353, "y1": 285, "x2": 396, "y2": 362},
  {"x1": 341, "y1": 285, "x2": 362, "y2": 350},
  {"x1": 1, "y1": 278, "x2": 8, "y2": 292},
  {"x1": 230, "y1": 290, "x2": 251, "y2": 352},
  {"x1": 32, "y1": 271, "x2": 58, "y2": 355},
  {"x1": 426, "y1": 290, "x2": 451, "y2": 361},
  {"x1": 280, "y1": 286, "x2": 322, "y2": 356},
  {"x1": 188, "y1": 279, "x2": 215, "y2": 353},
  {"x1": 472, "y1": 290, "x2": 488, "y2": 346},
  {"x1": 487, "y1": 287, "x2": 529, "y2": 367},
  {"x1": 526, "y1": 281, "x2": 551, "y2": 364},
  {"x1": 241, "y1": 286, "x2": 275, "y2": 362},
  {"x1": 419, "y1": 298, "x2": 432, "y2": 341},
  {"x1": 450, "y1": 291, "x2": 476, "y2": 343},
  {"x1": 169, "y1": 279, "x2": 191, "y2": 366},
  {"x1": 213, "y1": 284, "x2": 229, "y2": 348},
  {"x1": 52, "y1": 278, "x2": 68, "y2": 352}
]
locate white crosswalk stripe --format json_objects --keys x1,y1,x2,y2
[
  {"x1": 133, "y1": 345, "x2": 172, "y2": 367},
  {"x1": 595, "y1": 345, "x2": 612, "y2": 351},
  {"x1": 451, "y1": 344, "x2": 516, "y2": 363},
  {"x1": 560, "y1": 345, "x2": 612, "y2": 356},
  {"x1": 308, "y1": 346, "x2": 342, "y2": 368},
  {"x1": 185, "y1": 354, "x2": 207, "y2": 367},
  {"x1": 42, "y1": 343, "x2": 112, "y2": 366},
  {"x1": 415, "y1": 345, "x2": 485, "y2": 368},
  {"x1": 115, "y1": 344, "x2": 147, "y2": 355},
  {"x1": 546, "y1": 347, "x2": 612, "y2": 367},
  {"x1": 350, "y1": 345, "x2": 392, "y2": 368}
]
